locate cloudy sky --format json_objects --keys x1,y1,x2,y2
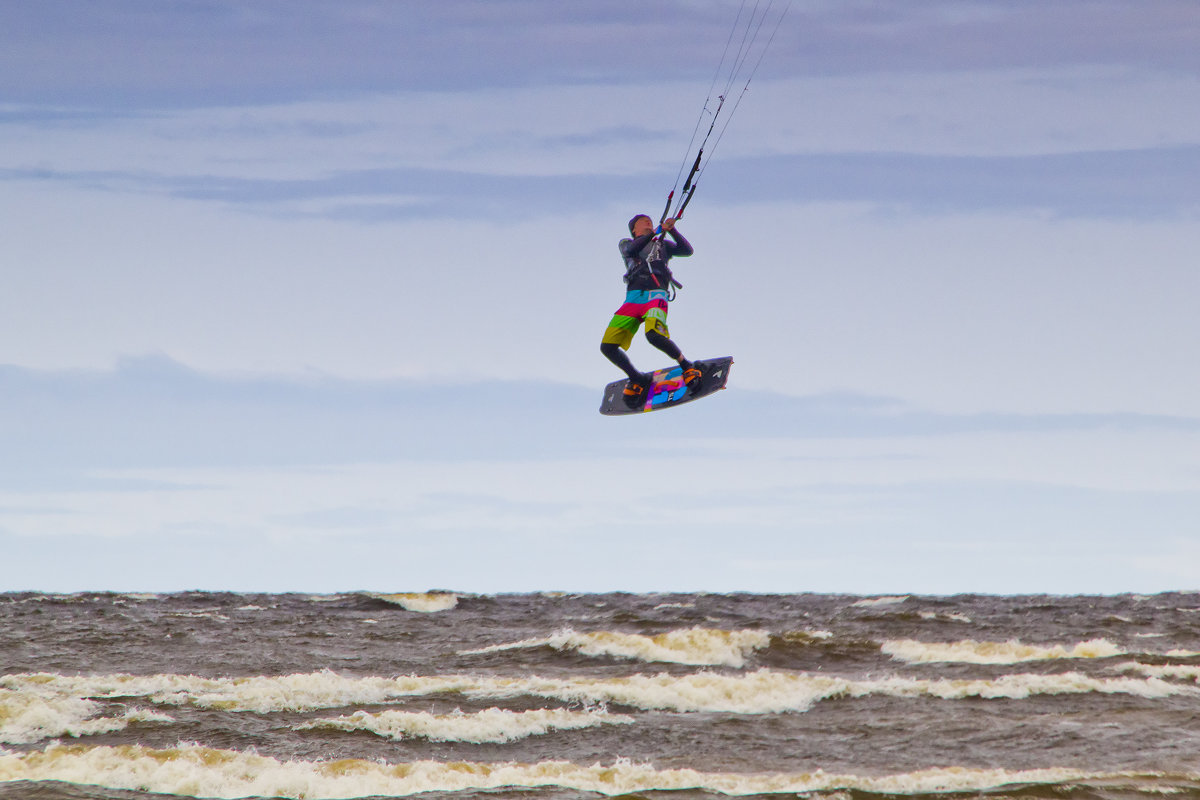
[{"x1": 2, "y1": 0, "x2": 1198, "y2": 594}]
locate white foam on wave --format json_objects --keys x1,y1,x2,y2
[
  {"x1": 882, "y1": 638, "x2": 1126, "y2": 664},
  {"x1": 1, "y1": 671, "x2": 471, "y2": 714},
  {"x1": 0, "y1": 743, "x2": 1164, "y2": 798},
  {"x1": 852, "y1": 595, "x2": 909, "y2": 608},
  {"x1": 4, "y1": 668, "x2": 1192, "y2": 718},
  {"x1": 1117, "y1": 662, "x2": 1200, "y2": 681},
  {"x1": 0, "y1": 688, "x2": 173, "y2": 745},
  {"x1": 546, "y1": 669, "x2": 1192, "y2": 712},
  {"x1": 461, "y1": 627, "x2": 772, "y2": 667},
  {"x1": 167, "y1": 609, "x2": 229, "y2": 621},
  {"x1": 369, "y1": 593, "x2": 458, "y2": 612},
  {"x1": 918, "y1": 611, "x2": 973, "y2": 623},
  {"x1": 299, "y1": 707, "x2": 634, "y2": 743},
  {"x1": 856, "y1": 672, "x2": 1190, "y2": 703},
  {"x1": 116, "y1": 593, "x2": 162, "y2": 602},
  {"x1": 780, "y1": 629, "x2": 834, "y2": 644}
]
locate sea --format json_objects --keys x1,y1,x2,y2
[{"x1": 3, "y1": 591, "x2": 1200, "y2": 800}]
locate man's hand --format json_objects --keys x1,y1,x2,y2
[{"x1": 661, "y1": 217, "x2": 677, "y2": 232}]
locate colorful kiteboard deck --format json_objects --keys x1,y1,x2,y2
[{"x1": 599, "y1": 356, "x2": 732, "y2": 416}]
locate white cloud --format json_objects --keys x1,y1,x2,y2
[{"x1": 6, "y1": 64, "x2": 1198, "y2": 187}]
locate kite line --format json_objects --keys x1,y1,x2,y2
[{"x1": 659, "y1": 0, "x2": 792, "y2": 227}]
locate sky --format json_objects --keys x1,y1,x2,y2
[{"x1": 2, "y1": 0, "x2": 1199, "y2": 594}]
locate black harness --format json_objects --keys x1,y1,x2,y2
[{"x1": 622, "y1": 237, "x2": 683, "y2": 298}]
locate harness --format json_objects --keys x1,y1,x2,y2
[{"x1": 622, "y1": 236, "x2": 683, "y2": 300}]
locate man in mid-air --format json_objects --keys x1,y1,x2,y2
[{"x1": 600, "y1": 214, "x2": 702, "y2": 404}]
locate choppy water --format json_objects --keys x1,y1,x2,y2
[{"x1": 3, "y1": 591, "x2": 1200, "y2": 799}]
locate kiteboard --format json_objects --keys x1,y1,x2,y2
[{"x1": 599, "y1": 356, "x2": 732, "y2": 416}]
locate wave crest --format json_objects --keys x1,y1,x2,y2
[
  {"x1": 2, "y1": 743, "x2": 1183, "y2": 798},
  {"x1": 463, "y1": 627, "x2": 772, "y2": 667},
  {"x1": 882, "y1": 638, "x2": 1126, "y2": 664},
  {"x1": 299, "y1": 707, "x2": 633, "y2": 743},
  {"x1": 0, "y1": 687, "x2": 173, "y2": 745},
  {"x1": 367, "y1": 593, "x2": 458, "y2": 612},
  {"x1": 4, "y1": 668, "x2": 1192, "y2": 718}
]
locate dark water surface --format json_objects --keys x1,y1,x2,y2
[{"x1": 3, "y1": 591, "x2": 1200, "y2": 798}]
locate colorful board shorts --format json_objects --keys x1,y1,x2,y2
[{"x1": 601, "y1": 288, "x2": 670, "y2": 351}]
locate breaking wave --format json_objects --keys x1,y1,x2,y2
[
  {"x1": 852, "y1": 596, "x2": 910, "y2": 608},
  {"x1": 3, "y1": 744, "x2": 1191, "y2": 799},
  {"x1": 462, "y1": 627, "x2": 772, "y2": 667},
  {"x1": 1117, "y1": 662, "x2": 1200, "y2": 682},
  {"x1": 298, "y1": 707, "x2": 634, "y2": 743},
  {"x1": 0, "y1": 687, "x2": 172, "y2": 745},
  {"x1": 4, "y1": 668, "x2": 1192, "y2": 722},
  {"x1": 366, "y1": 593, "x2": 458, "y2": 612},
  {"x1": 882, "y1": 638, "x2": 1127, "y2": 664}
]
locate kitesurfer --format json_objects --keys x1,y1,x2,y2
[{"x1": 600, "y1": 214, "x2": 703, "y2": 404}]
